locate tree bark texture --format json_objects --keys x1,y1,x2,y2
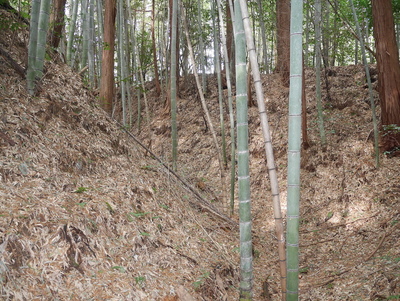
[
  {"x1": 226, "y1": 0, "x2": 235, "y2": 79},
  {"x1": 99, "y1": 0, "x2": 117, "y2": 114},
  {"x1": 276, "y1": 0, "x2": 290, "y2": 87},
  {"x1": 372, "y1": 0, "x2": 400, "y2": 152},
  {"x1": 152, "y1": 0, "x2": 161, "y2": 96},
  {"x1": 48, "y1": 0, "x2": 67, "y2": 49}
]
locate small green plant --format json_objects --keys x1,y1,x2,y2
[
  {"x1": 299, "y1": 266, "x2": 310, "y2": 274},
  {"x1": 160, "y1": 204, "x2": 170, "y2": 210},
  {"x1": 105, "y1": 202, "x2": 115, "y2": 214},
  {"x1": 382, "y1": 124, "x2": 400, "y2": 136},
  {"x1": 139, "y1": 232, "x2": 150, "y2": 236},
  {"x1": 129, "y1": 211, "x2": 150, "y2": 218},
  {"x1": 253, "y1": 249, "x2": 261, "y2": 259},
  {"x1": 111, "y1": 266, "x2": 126, "y2": 273},
  {"x1": 379, "y1": 255, "x2": 400, "y2": 263},
  {"x1": 325, "y1": 211, "x2": 334, "y2": 221},
  {"x1": 193, "y1": 271, "x2": 210, "y2": 290},
  {"x1": 75, "y1": 187, "x2": 89, "y2": 193},
  {"x1": 135, "y1": 276, "x2": 146, "y2": 286}
]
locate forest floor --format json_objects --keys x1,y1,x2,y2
[{"x1": 0, "y1": 8, "x2": 400, "y2": 301}]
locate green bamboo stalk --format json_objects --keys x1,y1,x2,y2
[
  {"x1": 256, "y1": 0, "x2": 268, "y2": 73},
  {"x1": 286, "y1": 1, "x2": 303, "y2": 300},
  {"x1": 88, "y1": 0, "x2": 95, "y2": 86},
  {"x1": 123, "y1": 2, "x2": 132, "y2": 127},
  {"x1": 117, "y1": 0, "x2": 126, "y2": 125},
  {"x1": 197, "y1": 0, "x2": 206, "y2": 95},
  {"x1": 349, "y1": 0, "x2": 380, "y2": 168},
  {"x1": 216, "y1": 0, "x2": 235, "y2": 215},
  {"x1": 315, "y1": 0, "x2": 327, "y2": 149},
  {"x1": 138, "y1": 0, "x2": 150, "y2": 125},
  {"x1": 96, "y1": 0, "x2": 104, "y2": 85},
  {"x1": 170, "y1": 0, "x2": 178, "y2": 171},
  {"x1": 235, "y1": 1, "x2": 253, "y2": 299},
  {"x1": 35, "y1": 0, "x2": 51, "y2": 79},
  {"x1": 181, "y1": 2, "x2": 227, "y2": 208},
  {"x1": 238, "y1": 0, "x2": 287, "y2": 299},
  {"x1": 66, "y1": 0, "x2": 79, "y2": 66},
  {"x1": 126, "y1": 2, "x2": 140, "y2": 130},
  {"x1": 81, "y1": 0, "x2": 89, "y2": 71},
  {"x1": 27, "y1": 0, "x2": 41, "y2": 95},
  {"x1": 212, "y1": 0, "x2": 227, "y2": 168}
]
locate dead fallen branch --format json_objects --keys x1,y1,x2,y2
[
  {"x1": 300, "y1": 212, "x2": 380, "y2": 233},
  {"x1": 364, "y1": 216, "x2": 400, "y2": 261},
  {"x1": 0, "y1": 45, "x2": 26, "y2": 78},
  {"x1": 112, "y1": 118, "x2": 237, "y2": 228}
]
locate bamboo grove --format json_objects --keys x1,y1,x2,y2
[{"x1": 18, "y1": 0, "x2": 400, "y2": 299}]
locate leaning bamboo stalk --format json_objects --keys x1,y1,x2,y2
[
  {"x1": 181, "y1": 3, "x2": 227, "y2": 208},
  {"x1": 238, "y1": 0, "x2": 287, "y2": 299}
]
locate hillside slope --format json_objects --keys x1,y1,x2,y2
[
  {"x1": 1, "y1": 8, "x2": 400, "y2": 301},
  {"x1": 0, "y1": 10, "x2": 238, "y2": 301},
  {"x1": 139, "y1": 59, "x2": 400, "y2": 299}
]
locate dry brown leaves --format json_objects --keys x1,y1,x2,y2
[{"x1": 1, "y1": 8, "x2": 400, "y2": 300}]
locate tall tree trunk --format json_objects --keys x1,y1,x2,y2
[
  {"x1": 321, "y1": 0, "x2": 330, "y2": 67},
  {"x1": 99, "y1": 0, "x2": 117, "y2": 114},
  {"x1": 235, "y1": 1, "x2": 253, "y2": 299},
  {"x1": 117, "y1": 0, "x2": 126, "y2": 125},
  {"x1": 88, "y1": 0, "x2": 95, "y2": 86},
  {"x1": 276, "y1": 0, "x2": 290, "y2": 87},
  {"x1": 212, "y1": 0, "x2": 227, "y2": 167},
  {"x1": 257, "y1": 0, "x2": 268, "y2": 73},
  {"x1": 239, "y1": 0, "x2": 287, "y2": 297},
  {"x1": 287, "y1": 0, "x2": 303, "y2": 297},
  {"x1": 96, "y1": 0, "x2": 104, "y2": 85},
  {"x1": 304, "y1": 3, "x2": 310, "y2": 66},
  {"x1": 152, "y1": 0, "x2": 161, "y2": 96},
  {"x1": 315, "y1": 0, "x2": 327, "y2": 149},
  {"x1": 372, "y1": 0, "x2": 400, "y2": 153},
  {"x1": 170, "y1": 0, "x2": 178, "y2": 171},
  {"x1": 66, "y1": 0, "x2": 79, "y2": 67},
  {"x1": 182, "y1": 2, "x2": 227, "y2": 212},
  {"x1": 216, "y1": 0, "x2": 235, "y2": 215},
  {"x1": 330, "y1": 0, "x2": 338, "y2": 66},
  {"x1": 164, "y1": 0, "x2": 179, "y2": 113},
  {"x1": 302, "y1": 57, "x2": 309, "y2": 149},
  {"x1": 197, "y1": 0, "x2": 206, "y2": 95},
  {"x1": 48, "y1": 0, "x2": 67, "y2": 49},
  {"x1": 27, "y1": 0, "x2": 41, "y2": 95},
  {"x1": 81, "y1": 0, "x2": 89, "y2": 71},
  {"x1": 226, "y1": 0, "x2": 234, "y2": 79},
  {"x1": 350, "y1": 0, "x2": 380, "y2": 167}
]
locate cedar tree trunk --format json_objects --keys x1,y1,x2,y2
[
  {"x1": 372, "y1": 0, "x2": 400, "y2": 152},
  {"x1": 48, "y1": 0, "x2": 67, "y2": 49},
  {"x1": 99, "y1": 0, "x2": 117, "y2": 114},
  {"x1": 276, "y1": 0, "x2": 290, "y2": 87}
]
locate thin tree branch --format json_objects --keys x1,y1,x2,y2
[
  {"x1": 112, "y1": 118, "x2": 237, "y2": 227},
  {"x1": 0, "y1": 45, "x2": 26, "y2": 78},
  {"x1": 325, "y1": 0, "x2": 376, "y2": 58}
]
